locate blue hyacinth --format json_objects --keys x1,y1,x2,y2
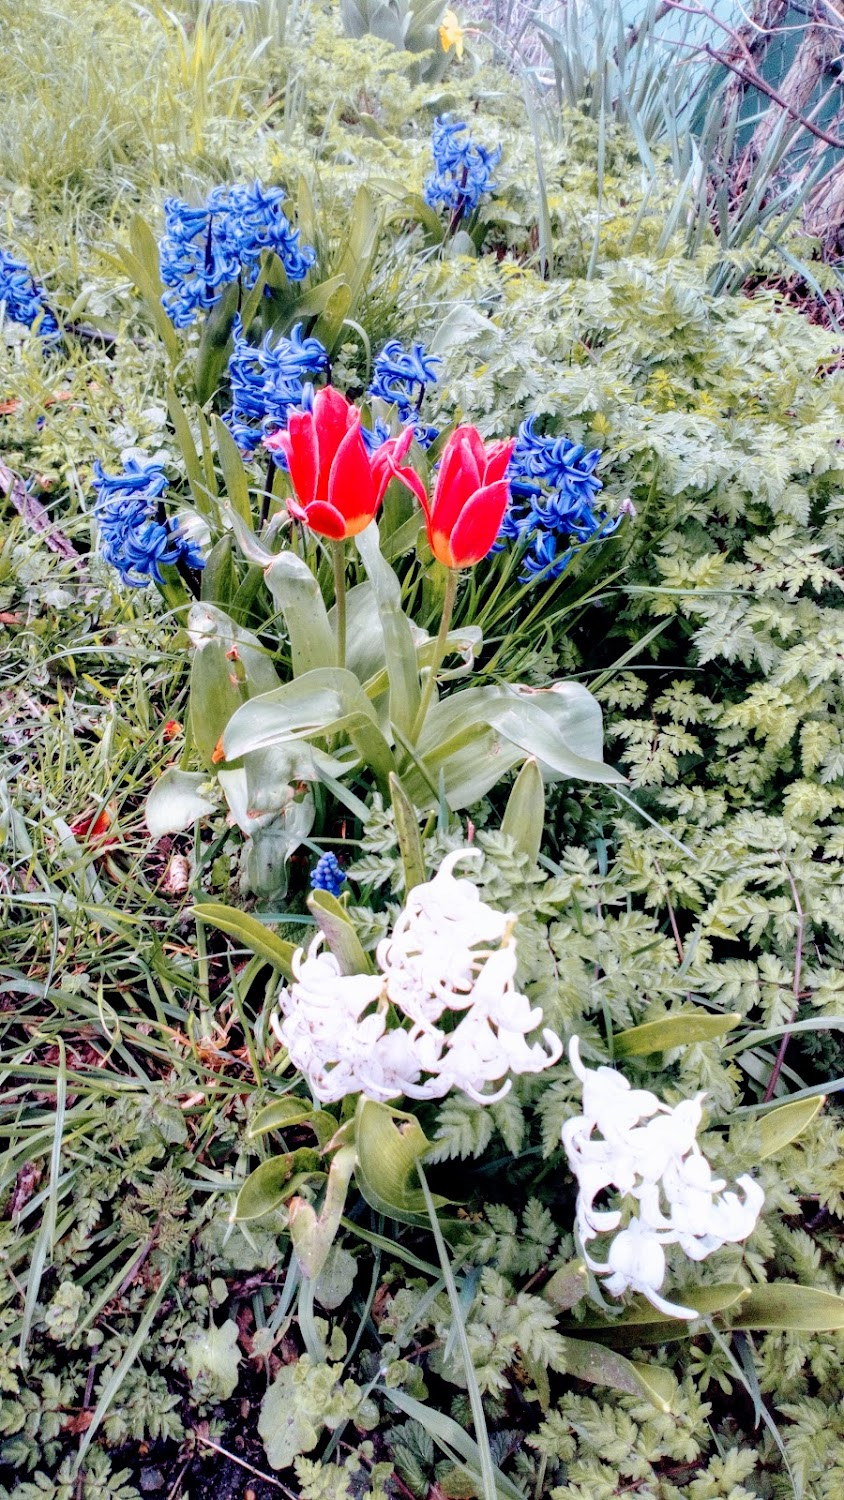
[
  {"x1": 310, "y1": 852, "x2": 345, "y2": 896},
  {"x1": 500, "y1": 418, "x2": 624, "y2": 582},
  {"x1": 366, "y1": 338, "x2": 441, "y2": 450},
  {"x1": 424, "y1": 116, "x2": 501, "y2": 221},
  {"x1": 160, "y1": 181, "x2": 316, "y2": 329},
  {"x1": 225, "y1": 318, "x2": 328, "y2": 455},
  {"x1": 0, "y1": 247, "x2": 60, "y2": 339},
  {"x1": 92, "y1": 457, "x2": 206, "y2": 588}
]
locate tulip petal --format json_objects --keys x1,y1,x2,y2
[
  {"x1": 327, "y1": 420, "x2": 378, "y2": 535},
  {"x1": 483, "y1": 437, "x2": 516, "y2": 484},
  {"x1": 298, "y1": 500, "x2": 352, "y2": 541},
  {"x1": 283, "y1": 411, "x2": 319, "y2": 509},
  {"x1": 373, "y1": 430, "x2": 427, "y2": 510},
  {"x1": 314, "y1": 388, "x2": 356, "y2": 502},
  {"x1": 447, "y1": 479, "x2": 512, "y2": 566},
  {"x1": 432, "y1": 428, "x2": 484, "y2": 537}
]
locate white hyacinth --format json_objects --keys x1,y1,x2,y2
[
  {"x1": 272, "y1": 851, "x2": 562, "y2": 1105},
  {"x1": 562, "y1": 1037, "x2": 764, "y2": 1318}
]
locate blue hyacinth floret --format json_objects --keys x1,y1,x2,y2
[
  {"x1": 366, "y1": 338, "x2": 441, "y2": 450},
  {"x1": 424, "y1": 116, "x2": 501, "y2": 220},
  {"x1": 92, "y1": 457, "x2": 206, "y2": 587},
  {"x1": 160, "y1": 181, "x2": 316, "y2": 329},
  {"x1": 225, "y1": 317, "x2": 328, "y2": 455},
  {"x1": 310, "y1": 852, "x2": 345, "y2": 896},
  {"x1": 500, "y1": 418, "x2": 623, "y2": 582},
  {"x1": 0, "y1": 247, "x2": 60, "y2": 339}
]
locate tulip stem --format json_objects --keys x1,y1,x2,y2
[
  {"x1": 412, "y1": 567, "x2": 459, "y2": 741},
  {"x1": 332, "y1": 540, "x2": 347, "y2": 670}
]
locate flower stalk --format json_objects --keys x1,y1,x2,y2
[
  {"x1": 411, "y1": 566, "x2": 458, "y2": 741},
  {"x1": 332, "y1": 539, "x2": 347, "y2": 670}
]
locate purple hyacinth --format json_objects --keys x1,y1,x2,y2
[
  {"x1": 159, "y1": 181, "x2": 316, "y2": 329},
  {"x1": 92, "y1": 457, "x2": 206, "y2": 588}
]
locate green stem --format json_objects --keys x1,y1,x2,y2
[
  {"x1": 411, "y1": 567, "x2": 459, "y2": 742},
  {"x1": 332, "y1": 540, "x2": 347, "y2": 670}
]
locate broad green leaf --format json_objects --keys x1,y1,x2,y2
[
  {"x1": 192, "y1": 902, "x2": 296, "y2": 978},
  {"x1": 292, "y1": 272, "x2": 348, "y2": 319},
  {"x1": 213, "y1": 415, "x2": 252, "y2": 526},
  {"x1": 313, "y1": 280, "x2": 353, "y2": 354},
  {"x1": 249, "y1": 1098, "x2": 318, "y2": 1138},
  {"x1": 542, "y1": 1260, "x2": 588, "y2": 1312},
  {"x1": 614, "y1": 1010, "x2": 742, "y2": 1057},
  {"x1": 184, "y1": 1320, "x2": 241, "y2": 1400},
  {"x1": 730, "y1": 1283, "x2": 844, "y2": 1331},
  {"x1": 145, "y1": 768, "x2": 216, "y2": 838},
  {"x1": 234, "y1": 1149, "x2": 322, "y2": 1221},
  {"x1": 308, "y1": 889, "x2": 373, "y2": 976},
  {"x1": 484, "y1": 686, "x2": 624, "y2": 786},
  {"x1": 390, "y1": 772, "x2": 426, "y2": 891},
  {"x1": 263, "y1": 551, "x2": 337, "y2": 675},
  {"x1": 501, "y1": 756, "x2": 545, "y2": 862},
  {"x1": 557, "y1": 1336, "x2": 677, "y2": 1411},
  {"x1": 259, "y1": 1365, "x2": 320, "y2": 1470},
  {"x1": 289, "y1": 1144, "x2": 356, "y2": 1279},
  {"x1": 752, "y1": 1095, "x2": 825, "y2": 1160},
  {"x1": 222, "y1": 668, "x2": 396, "y2": 790},
  {"x1": 314, "y1": 1244, "x2": 358, "y2": 1311},
  {"x1": 354, "y1": 1099, "x2": 446, "y2": 1226},
  {"x1": 356, "y1": 521, "x2": 421, "y2": 735},
  {"x1": 201, "y1": 535, "x2": 239, "y2": 608},
  {"x1": 194, "y1": 282, "x2": 238, "y2": 404},
  {"x1": 167, "y1": 384, "x2": 208, "y2": 514},
  {"x1": 568, "y1": 1284, "x2": 750, "y2": 1347},
  {"x1": 188, "y1": 603, "x2": 280, "y2": 764}
]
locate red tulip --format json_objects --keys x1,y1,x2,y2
[
  {"x1": 418, "y1": 426, "x2": 515, "y2": 568},
  {"x1": 264, "y1": 387, "x2": 419, "y2": 540}
]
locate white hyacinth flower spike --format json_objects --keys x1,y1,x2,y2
[
  {"x1": 273, "y1": 849, "x2": 562, "y2": 1107},
  {"x1": 562, "y1": 1037, "x2": 764, "y2": 1319}
]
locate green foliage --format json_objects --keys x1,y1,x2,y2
[{"x1": 5, "y1": 1, "x2": 844, "y2": 1497}]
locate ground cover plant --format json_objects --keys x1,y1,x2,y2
[{"x1": 4, "y1": 2, "x2": 844, "y2": 1497}]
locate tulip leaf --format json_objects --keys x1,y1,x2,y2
[
  {"x1": 234, "y1": 1149, "x2": 322, "y2": 1221},
  {"x1": 356, "y1": 521, "x2": 421, "y2": 735},
  {"x1": 192, "y1": 902, "x2": 296, "y2": 979},
  {"x1": 557, "y1": 1336, "x2": 677, "y2": 1411},
  {"x1": 308, "y1": 889, "x2": 373, "y2": 976},
  {"x1": 614, "y1": 1010, "x2": 742, "y2": 1057},
  {"x1": 289, "y1": 1144, "x2": 357, "y2": 1279},
  {"x1": 263, "y1": 551, "x2": 337, "y2": 675},
  {"x1": 390, "y1": 772, "x2": 426, "y2": 892},
  {"x1": 145, "y1": 768, "x2": 217, "y2": 839},
  {"x1": 751, "y1": 1095, "x2": 825, "y2": 1160},
  {"x1": 213, "y1": 416, "x2": 252, "y2": 527},
  {"x1": 188, "y1": 603, "x2": 281, "y2": 765},
  {"x1": 354, "y1": 1099, "x2": 446, "y2": 1226},
  {"x1": 484, "y1": 688, "x2": 624, "y2": 786},
  {"x1": 222, "y1": 668, "x2": 396, "y2": 789},
  {"x1": 501, "y1": 756, "x2": 545, "y2": 862},
  {"x1": 729, "y1": 1283, "x2": 844, "y2": 1331}
]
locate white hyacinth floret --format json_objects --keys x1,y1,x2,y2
[
  {"x1": 272, "y1": 850, "x2": 562, "y2": 1106},
  {"x1": 562, "y1": 1037, "x2": 765, "y2": 1318}
]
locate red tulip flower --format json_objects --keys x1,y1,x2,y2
[
  {"x1": 264, "y1": 386, "x2": 419, "y2": 540},
  {"x1": 417, "y1": 426, "x2": 515, "y2": 568}
]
